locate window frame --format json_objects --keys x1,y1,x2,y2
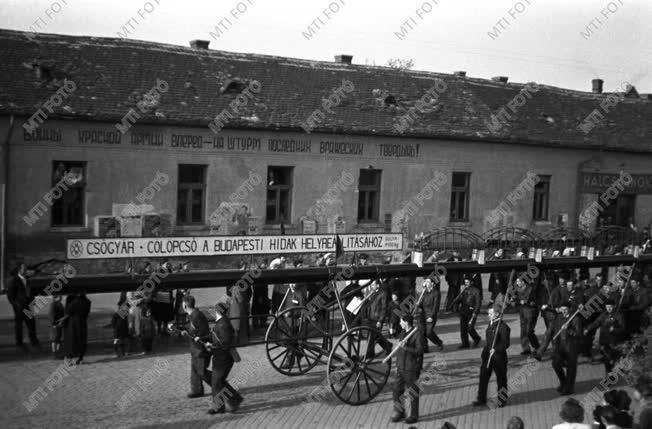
[
  {"x1": 265, "y1": 166, "x2": 293, "y2": 224},
  {"x1": 532, "y1": 175, "x2": 551, "y2": 221},
  {"x1": 357, "y1": 169, "x2": 382, "y2": 223},
  {"x1": 176, "y1": 164, "x2": 207, "y2": 225},
  {"x1": 449, "y1": 172, "x2": 471, "y2": 222},
  {"x1": 50, "y1": 160, "x2": 86, "y2": 227}
]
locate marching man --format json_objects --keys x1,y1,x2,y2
[
  {"x1": 473, "y1": 305, "x2": 511, "y2": 408},
  {"x1": 583, "y1": 298, "x2": 625, "y2": 374},
  {"x1": 419, "y1": 277, "x2": 444, "y2": 352},
  {"x1": 206, "y1": 302, "x2": 244, "y2": 414},
  {"x1": 390, "y1": 313, "x2": 424, "y2": 424},
  {"x1": 182, "y1": 296, "x2": 212, "y2": 399},
  {"x1": 534, "y1": 301, "x2": 582, "y2": 395},
  {"x1": 452, "y1": 277, "x2": 482, "y2": 349}
]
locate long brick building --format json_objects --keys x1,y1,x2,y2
[{"x1": 0, "y1": 29, "x2": 651, "y2": 271}]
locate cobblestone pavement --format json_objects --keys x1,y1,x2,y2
[{"x1": 1, "y1": 314, "x2": 649, "y2": 429}]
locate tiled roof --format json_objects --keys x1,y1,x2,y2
[{"x1": 1, "y1": 28, "x2": 651, "y2": 152}]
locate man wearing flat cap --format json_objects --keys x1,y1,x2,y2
[
  {"x1": 534, "y1": 301, "x2": 582, "y2": 395},
  {"x1": 207, "y1": 301, "x2": 243, "y2": 415},
  {"x1": 390, "y1": 312, "x2": 424, "y2": 424},
  {"x1": 584, "y1": 298, "x2": 625, "y2": 374}
]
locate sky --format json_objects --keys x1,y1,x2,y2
[{"x1": 0, "y1": 0, "x2": 651, "y2": 92}]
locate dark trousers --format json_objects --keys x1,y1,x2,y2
[
  {"x1": 316, "y1": 309, "x2": 331, "y2": 349},
  {"x1": 425, "y1": 321, "x2": 443, "y2": 346},
  {"x1": 626, "y1": 311, "x2": 646, "y2": 335},
  {"x1": 446, "y1": 284, "x2": 460, "y2": 311},
  {"x1": 190, "y1": 354, "x2": 212, "y2": 395},
  {"x1": 519, "y1": 306, "x2": 540, "y2": 351},
  {"x1": 460, "y1": 312, "x2": 480, "y2": 346},
  {"x1": 552, "y1": 345, "x2": 578, "y2": 393},
  {"x1": 210, "y1": 360, "x2": 243, "y2": 411},
  {"x1": 581, "y1": 324, "x2": 598, "y2": 357},
  {"x1": 601, "y1": 344, "x2": 621, "y2": 374},
  {"x1": 141, "y1": 337, "x2": 153, "y2": 352},
  {"x1": 13, "y1": 305, "x2": 38, "y2": 346},
  {"x1": 365, "y1": 321, "x2": 392, "y2": 358},
  {"x1": 542, "y1": 310, "x2": 556, "y2": 330},
  {"x1": 113, "y1": 340, "x2": 126, "y2": 356},
  {"x1": 393, "y1": 370, "x2": 420, "y2": 419},
  {"x1": 477, "y1": 348, "x2": 508, "y2": 404}
]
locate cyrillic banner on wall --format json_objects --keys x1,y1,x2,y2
[{"x1": 66, "y1": 233, "x2": 403, "y2": 259}]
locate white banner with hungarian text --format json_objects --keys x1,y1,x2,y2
[{"x1": 66, "y1": 233, "x2": 403, "y2": 259}]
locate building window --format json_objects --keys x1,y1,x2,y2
[
  {"x1": 266, "y1": 166, "x2": 293, "y2": 224},
  {"x1": 450, "y1": 172, "x2": 470, "y2": 222},
  {"x1": 51, "y1": 161, "x2": 86, "y2": 227},
  {"x1": 177, "y1": 164, "x2": 206, "y2": 224},
  {"x1": 358, "y1": 169, "x2": 381, "y2": 222},
  {"x1": 532, "y1": 175, "x2": 551, "y2": 221}
]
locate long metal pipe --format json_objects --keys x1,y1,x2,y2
[{"x1": 22, "y1": 254, "x2": 651, "y2": 295}]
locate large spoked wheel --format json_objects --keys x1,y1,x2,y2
[
  {"x1": 327, "y1": 325, "x2": 391, "y2": 405},
  {"x1": 265, "y1": 306, "x2": 330, "y2": 376}
]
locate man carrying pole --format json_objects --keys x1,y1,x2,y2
[
  {"x1": 386, "y1": 313, "x2": 423, "y2": 424},
  {"x1": 452, "y1": 277, "x2": 482, "y2": 349},
  {"x1": 472, "y1": 304, "x2": 511, "y2": 408},
  {"x1": 472, "y1": 269, "x2": 514, "y2": 408},
  {"x1": 533, "y1": 301, "x2": 583, "y2": 395}
]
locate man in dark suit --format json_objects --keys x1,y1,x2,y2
[
  {"x1": 279, "y1": 283, "x2": 307, "y2": 369},
  {"x1": 452, "y1": 278, "x2": 481, "y2": 349},
  {"x1": 514, "y1": 277, "x2": 540, "y2": 355},
  {"x1": 622, "y1": 278, "x2": 650, "y2": 335},
  {"x1": 390, "y1": 313, "x2": 424, "y2": 424},
  {"x1": 487, "y1": 249, "x2": 507, "y2": 305},
  {"x1": 584, "y1": 299, "x2": 625, "y2": 374},
  {"x1": 364, "y1": 280, "x2": 392, "y2": 359},
  {"x1": 579, "y1": 274, "x2": 606, "y2": 359},
  {"x1": 473, "y1": 305, "x2": 511, "y2": 408},
  {"x1": 444, "y1": 251, "x2": 463, "y2": 311},
  {"x1": 182, "y1": 295, "x2": 212, "y2": 398},
  {"x1": 537, "y1": 271, "x2": 557, "y2": 330},
  {"x1": 6, "y1": 262, "x2": 39, "y2": 347},
  {"x1": 207, "y1": 302, "x2": 243, "y2": 414},
  {"x1": 534, "y1": 302, "x2": 582, "y2": 395},
  {"x1": 420, "y1": 277, "x2": 443, "y2": 351}
]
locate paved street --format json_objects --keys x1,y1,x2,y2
[{"x1": 1, "y1": 313, "x2": 649, "y2": 429}]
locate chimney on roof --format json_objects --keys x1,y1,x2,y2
[
  {"x1": 453, "y1": 71, "x2": 466, "y2": 77},
  {"x1": 190, "y1": 40, "x2": 210, "y2": 49},
  {"x1": 592, "y1": 79, "x2": 603, "y2": 94},
  {"x1": 334, "y1": 55, "x2": 353, "y2": 64},
  {"x1": 491, "y1": 76, "x2": 509, "y2": 83}
]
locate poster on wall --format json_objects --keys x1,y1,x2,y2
[
  {"x1": 301, "y1": 218, "x2": 317, "y2": 234},
  {"x1": 247, "y1": 216, "x2": 261, "y2": 235}
]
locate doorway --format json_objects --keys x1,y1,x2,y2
[{"x1": 597, "y1": 194, "x2": 636, "y2": 227}]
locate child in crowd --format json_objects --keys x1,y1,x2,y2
[
  {"x1": 48, "y1": 296, "x2": 64, "y2": 358},
  {"x1": 140, "y1": 305, "x2": 155, "y2": 354},
  {"x1": 111, "y1": 299, "x2": 130, "y2": 357}
]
